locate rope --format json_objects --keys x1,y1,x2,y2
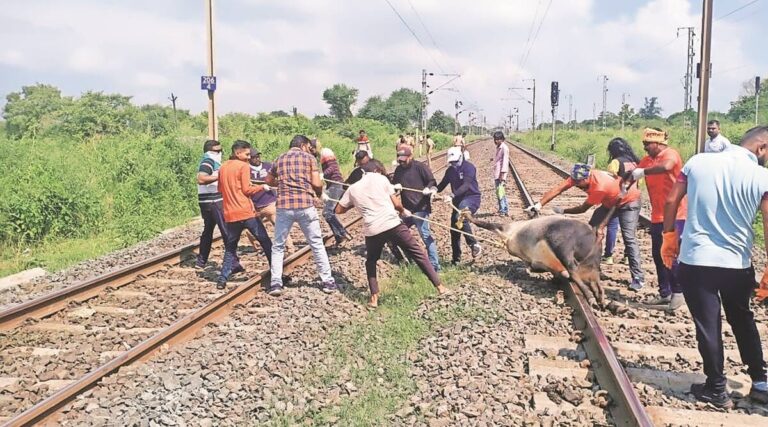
[
  {"x1": 322, "y1": 195, "x2": 505, "y2": 248},
  {"x1": 322, "y1": 176, "x2": 464, "y2": 214}
]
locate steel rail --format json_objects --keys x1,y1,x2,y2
[
  {"x1": 505, "y1": 141, "x2": 653, "y2": 427},
  {"x1": 0, "y1": 142, "x2": 466, "y2": 332},
  {"x1": 0, "y1": 237, "x2": 222, "y2": 331},
  {"x1": 2, "y1": 141, "x2": 475, "y2": 426}
]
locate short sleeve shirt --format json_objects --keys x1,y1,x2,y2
[
  {"x1": 566, "y1": 170, "x2": 640, "y2": 208},
  {"x1": 679, "y1": 146, "x2": 768, "y2": 268},
  {"x1": 339, "y1": 173, "x2": 402, "y2": 236},
  {"x1": 638, "y1": 147, "x2": 687, "y2": 223},
  {"x1": 270, "y1": 148, "x2": 318, "y2": 210},
  {"x1": 704, "y1": 134, "x2": 732, "y2": 153}
]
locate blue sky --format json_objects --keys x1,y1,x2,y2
[{"x1": 1, "y1": 0, "x2": 765, "y2": 128}]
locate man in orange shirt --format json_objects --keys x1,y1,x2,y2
[
  {"x1": 527, "y1": 163, "x2": 645, "y2": 290},
  {"x1": 216, "y1": 140, "x2": 273, "y2": 290},
  {"x1": 630, "y1": 127, "x2": 687, "y2": 310}
]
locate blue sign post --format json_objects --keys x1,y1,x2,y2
[{"x1": 201, "y1": 76, "x2": 217, "y2": 91}]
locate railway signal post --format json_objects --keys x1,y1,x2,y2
[{"x1": 550, "y1": 81, "x2": 559, "y2": 151}]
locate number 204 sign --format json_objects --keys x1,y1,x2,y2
[{"x1": 201, "y1": 76, "x2": 217, "y2": 91}]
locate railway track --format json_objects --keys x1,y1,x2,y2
[
  {"x1": 507, "y1": 142, "x2": 768, "y2": 426},
  {"x1": 0, "y1": 145, "x2": 461, "y2": 426}
]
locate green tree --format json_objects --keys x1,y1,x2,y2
[
  {"x1": 383, "y1": 88, "x2": 421, "y2": 129},
  {"x1": 618, "y1": 103, "x2": 637, "y2": 128},
  {"x1": 358, "y1": 95, "x2": 387, "y2": 122},
  {"x1": 3, "y1": 84, "x2": 71, "y2": 139},
  {"x1": 428, "y1": 110, "x2": 456, "y2": 133},
  {"x1": 60, "y1": 91, "x2": 134, "y2": 139},
  {"x1": 322, "y1": 83, "x2": 358, "y2": 121},
  {"x1": 639, "y1": 97, "x2": 663, "y2": 119}
]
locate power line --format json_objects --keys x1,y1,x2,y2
[
  {"x1": 519, "y1": 0, "x2": 553, "y2": 69},
  {"x1": 715, "y1": 0, "x2": 761, "y2": 21}
]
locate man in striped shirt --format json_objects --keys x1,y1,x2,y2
[
  {"x1": 195, "y1": 139, "x2": 240, "y2": 271},
  {"x1": 265, "y1": 135, "x2": 336, "y2": 296}
]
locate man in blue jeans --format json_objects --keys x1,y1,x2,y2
[
  {"x1": 265, "y1": 135, "x2": 336, "y2": 296},
  {"x1": 392, "y1": 145, "x2": 440, "y2": 271},
  {"x1": 437, "y1": 147, "x2": 482, "y2": 264},
  {"x1": 662, "y1": 126, "x2": 768, "y2": 408}
]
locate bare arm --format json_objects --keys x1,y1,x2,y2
[
  {"x1": 335, "y1": 204, "x2": 350, "y2": 215},
  {"x1": 643, "y1": 159, "x2": 675, "y2": 176},
  {"x1": 197, "y1": 172, "x2": 217, "y2": 185},
  {"x1": 564, "y1": 201, "x2": 592, "y2": 215},
  {"x1": 390, "y1": 194, "x2": 405, "y2": 214},
  {"x1": 663, "y1": 181, "x2": 687, "y2": 232},
  {"x1": 265, "y1": 171, "x2": 277, "y2": 186},
  {"x1": 310, "y1": 170, "x2": 323, "y2": 197},
  {"x1": 539, "y1": 179, "x2": 573, "y2": 207}
]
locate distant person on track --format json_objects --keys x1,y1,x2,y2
[
  {"x1": 319, "y1": 147, "x2": 353, "y2": 245},
  {"x1": 425, "y1": 134, "x2": 435, "y2": 168},
  {"x1": 336, "y1": 159, "x2": 449, "y2": 308},
  {"x1": 704, "y1": 119, "x2": 732, "y2": 153},
  {"x1": 662, "y1": 125, "x2": 768, "y2": 408},
  {"x1": 346, "y1": 150, "x2": 370, "y2": 186},
  {"x1": 492, "y1": 131, "x2": 510, "y2": 216},
  {"x1": 437, "y1": 147, "x2": 482, "y2": 264},
  {"x1": 216, "y1": 140, "x2": 273, "y2": 290},
  {"x1": 526, "y1": 163, "x2": 645, "y2": 291},
  {"x1": 602, "y1": 137, "x2": 641, "y2": 265},
  {"x1": 355, "y1": 129, "x2": 372, "y2": 159},
  {"x1": 629, "y1": 128, "x2": 687, "y2": 310},
  {"x1": 195, "y1": 139, "x2": 240, "y2": 270},
  {"x1": 392, "y1": 145, "x2": 440, "y2": 271},
  {"x1": 265, "y1": 135, "x2": 337, "y2": 296}
]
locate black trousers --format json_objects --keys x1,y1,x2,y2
[{"x1": 678, "y1": 263, "x2": 767, "y2": 392}]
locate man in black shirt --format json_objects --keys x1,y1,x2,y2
[
  {"x1": 345, "y1": 150, "x2": 370, "y2": 185},
  {"x1": 392, "y1": 145, "x2": 440, "y2": 271}
]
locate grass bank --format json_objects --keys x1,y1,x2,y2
[{"x1": 272, "y1": 265, "x2": 501, "y2": 426}]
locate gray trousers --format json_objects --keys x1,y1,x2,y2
[{"x1": 589, "y1": 200, "x2": 644, "y2": 282}]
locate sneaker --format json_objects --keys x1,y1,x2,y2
[
  {"x1": 621, "y1": 256, "x2": 629, "y2": 265},
  {"x1": 194, "y1": 262, "x2": 206, "y2": 270},
  {"x1": 471, "y1": 244, "x2": 482, "y2": 258},
  {"x1": 669, "y1": 293, "x2": 686, "y2": 310},
  {"x1": 690, "y1": 383, "x2": 733, "y2": 409},
  {"x1": 322, "y1": 282, "x2": 338, "y2": 294},
  {"x1": 231, "y1": 265, "x2": 246, "y2": 275},
  {"x1": 268, "y1": 285, "x2": 284, "y2": 296},
  {"x1": 629, "y1": 279, "x2": 645, "y2": 291},
  {"x1": 749, "y1": 383, "x2": 768, "y2": 404},
  {"x1": 216, "y1": 279, "x2": 227, "y2": 290},
  {"x1": 647, "y1": 295, "x2": 671, "y2": 305},
  {"x1": 601, "y1": 256, "x2": 614, "y2": 265}
]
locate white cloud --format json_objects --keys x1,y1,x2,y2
[{"x1": 0, "y1": 0, "x2": 763, "y2": 126}]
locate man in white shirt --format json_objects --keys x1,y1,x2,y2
[
  {"x1": 336, "y1": 159, "x2": 448, "y2": 308},
  {"x1": 704, "y1": 119, "x2": 731, "y2": 153}
]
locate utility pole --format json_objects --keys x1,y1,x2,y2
[
  {"x1": 620, "y1": 93, "x2": 629, "y2": 132},
  {"x1": 677, "y1": 27, "x2": 696, "y2": 112},
  {"x1": 574, "y1": 109, "x2": 578, "y2": 128},
  {"x1": 695, "y1": 0, "x2": 713, "y2": 153},
  {"x1": 567, "y1": 94, "x2": 573, "y2": 129},
  {"x1": 454, "y1": 100, "x2": 462, "y2": 134},
  {"x1": 592, "y1": 103, "x2": 597, "y2": 132},
  {"x1": 524, "y1": 78, "x2": 536, "y2": 130},
  {"x1": 205, "y1": 0, "x2": 217, "y2": 140},
  {"x1": 598, "y1": 75, "x2": 609, "y2": 130},
  {"x1": 756, "y1": 76, "x2": 762, "y2": 126},
  {"x1": 420, "y1": 69, "x2": 428, "y2": 156},
  {"x1": 168, "y1": 92, "x2": 178, "y2": 126}
]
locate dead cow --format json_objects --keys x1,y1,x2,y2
[{"x1": 460, "y1": 211, "x2": 605, "y2": 306}]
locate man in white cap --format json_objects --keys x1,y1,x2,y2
[{"x1": 437, "y1": 147, "x2": 482, "y2": 264}]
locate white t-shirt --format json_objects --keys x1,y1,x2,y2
[
  {"x1": 339, "y1": 173, "x2": 402, "y2": 236},
  {"x1": 704, "y1": 134, "x2": 731, "y2": 153}
]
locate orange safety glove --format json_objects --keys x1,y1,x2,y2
[
  {"x1": 756, "y1": 269, "x2": 768, "y2": 303},
  {"x1": 660, "y1": 231, "x2": 679, "y2": 269}
]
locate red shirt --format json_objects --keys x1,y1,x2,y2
[
  {"x1": 638, "y1": 147, "x2": 687, "y2": 223},
  {"x1": 566, "y1": 170, "x2": 640, "y2": 208},
  {"x1": 218, "y1": 160, "x2": 262, "y2": 222}
]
